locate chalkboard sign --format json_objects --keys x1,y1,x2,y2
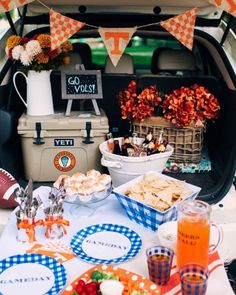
[{"x1": 61, "y1": 70, "x2": 103, "y2": 99}]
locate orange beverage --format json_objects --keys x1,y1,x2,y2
[
  {"x1": 184, "y1": 274, "x2": 205, "y2": 282},
  {"x1": 146, "y1": 246, "x2": 174, "y2": 285},
  {"x1": 148, "y1": 254, "x2": 170, "y2": 262},
  {"x1": 177, "y1": 217, "x2": 210, "y2": 268},
  {"x1": 106, "y1": 133, "x2": 114, "y2": 152},
  {"x1": 107, "y1": 140, "x2": 114, "y2": 152},
  {"x1": 179, "y1": 263, "x2": 209, "y2": 295}
]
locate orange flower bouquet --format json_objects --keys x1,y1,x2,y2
[
  {"x1": 162, "y1": 84, "x2": 220, "y2": 128},
  {"x1": 118, "y1": 81, "x2": 220, "y2": 128},
  {"x1": 117, "y1": 80, "x2": 163, "y2": 122},
  {"x1": 5, "y1": 34, "x2": 73, "y2": 72}
]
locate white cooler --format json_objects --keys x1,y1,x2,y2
[{"x1": 17, "y1": 110, "x2": 109, "y2": 181}]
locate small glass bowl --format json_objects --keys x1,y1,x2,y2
[{"x1": 64, "y1": 184, "x2": 112, "y2": 217}]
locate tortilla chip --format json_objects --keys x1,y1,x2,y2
[{"x1": 124, "y1": 172, "x2": 193, "y2": 211}]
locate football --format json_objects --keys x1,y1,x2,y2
[{"x1": 0, "y1": 169, "x2": 20, "y2": 209}]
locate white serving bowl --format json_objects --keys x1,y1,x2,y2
[{"x1": 157, "y1": 221, "x2": 177, "y2": 252}]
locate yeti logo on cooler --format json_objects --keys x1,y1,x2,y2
[{"x1": 54, "y1": 139, "x2": 74, "y2": 146}]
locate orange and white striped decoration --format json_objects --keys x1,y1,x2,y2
[
  {"x1": 210, "y1": 0, "x2": 236, "y2": 16},
  {"x1": 160, "y1": 8, "x2": 197, "y2": 51},
  {"x1": 0, "y1": 0, "x2": 33, "y2": 13},
  {"x1": 50, "y1": 9, "x2": 85, "y2": 51}
]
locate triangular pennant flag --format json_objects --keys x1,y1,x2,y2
[
  {"x1": 0, "y1": 0, "x2": 34, "y2": 13},
  {"x1": 209, "y1": 0, "x2": 236, "y2": 16},
  {"x1": 98, "y1": 27, "x2": 137, "y2": 67},
  {"x1": 50, "y1": 9, "x2": 85, "y2": 51},
  {"x1": 160, "y1": 8, "x2": 197, "y2": 51}
]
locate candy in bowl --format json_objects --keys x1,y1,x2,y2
[{"x1": 54, "y1": 170, "x2": 112, "y2": 217}]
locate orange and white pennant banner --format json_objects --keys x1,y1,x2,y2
[
  {"x1": 50, "y1": 9, "x2": 85, "y2": 51},
  {"x1": 209, "y1": 0, "x2": 236, "y2": 16},
  {"x1": 160, "y1": 8, "x2": 197, "y2": 51},
  {"x1": 0, "y1": 0, "x2": 34, "y2": 13},
  {"x1": 98, "y1": 27, "x2": 137, "y2": 67},
  {"x1": 27, "y1": 242, "x2": 75, "y2": 263}
]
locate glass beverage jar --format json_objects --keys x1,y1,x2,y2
[{"x1": 176, "y1": 200, "x2": 222, "y2": 268}]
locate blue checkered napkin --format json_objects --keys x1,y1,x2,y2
[
  {"x1": 114, "y1": 191, "x2": 198, "y2": 231},
  {"x1": 0, "y1": 254, "x2": 67, "y2": 295},
  {"x1": 70, "y1": 223, "x2": 142, "y2": 265}
]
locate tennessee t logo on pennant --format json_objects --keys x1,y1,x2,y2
[
  {"x1": 98, "y1": 27, "x2": 137, "y2": 67},
  {"x1": 50, "y1": 9, "x2": 85, "y2": 50},
  {"x1": 27, "y1": 242, "x2": 75, "y2": 263},
  {"x1": 160, "y1": 8, "x2": 197, "y2": 51}
]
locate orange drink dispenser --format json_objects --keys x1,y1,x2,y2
[{"x1": 176, "y1": 200, "x2": 222, "y2": 268}]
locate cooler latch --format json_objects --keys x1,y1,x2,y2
[
  {"x1": 82, "y1": 122, "x2": 94, "y2": 144},
  {"x1": 33, "y1": 122, "x2": 45, "y2": 145}
]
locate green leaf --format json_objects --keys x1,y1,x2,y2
[{"x1": 91, "y1": 270, "x2": 104, "y2": 282}]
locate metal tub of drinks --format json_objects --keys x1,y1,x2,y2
[{"x1": 99, "y1": 137, "x2": 174, "y2": 187}]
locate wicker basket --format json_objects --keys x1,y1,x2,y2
[{"x1": 133, "y1": 116, "x2": 204, "y2": 163}]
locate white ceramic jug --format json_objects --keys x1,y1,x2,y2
[{"x1": 13, "y1": 70, "x2": 54, "y2": 116}]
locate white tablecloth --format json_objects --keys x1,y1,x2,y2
[{"x1": 0, "y1": 186, "x2": 234, "y2": 295}]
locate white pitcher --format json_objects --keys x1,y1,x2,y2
[{"x1": 13, "y1": 70, "x2": 54, "y2": 116}]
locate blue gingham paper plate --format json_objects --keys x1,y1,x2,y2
[
  {"x1": 70, "y1": 224, "x2": 142, "y2": 264},
  {"x1": 0, "y1": 253, "x2": 67, "y2": 295}
]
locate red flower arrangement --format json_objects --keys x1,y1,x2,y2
[
  {"x1": 162, "y1": 84, "x2": 220, "y2": 128},
  {"x1": 117, "y1": 80, "x2": 163, "y2": 121}
]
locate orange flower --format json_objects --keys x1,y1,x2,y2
[
  {"x1": 61, "y1": 41, "x2": 73, "y2": 53},
  {"x1": 163, "y1": 84, "x2": 220, "y2": 127},
  {"x1": 37, "y1": 34, "x2": 51, "y2": 48},
  {"x1": 35, "y1": 52, "x2": 49, "y2": 64},
  {"x1": 6, "y1": 35, "x2": 21, "y2": 49},
  {"x1": 117, "y1": 81, "x2": 162, "y2": 122}
]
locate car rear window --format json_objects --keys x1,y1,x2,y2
[
  {"x1": 75, "y1": 37, "x2": 183, "y2": 73},
  {"x1": 0, "y1": 10, "x2": 19, "y2": 39}
]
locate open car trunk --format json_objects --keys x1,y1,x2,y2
[{"x1": 0, "y1": 0, "x2": 235, "y2": 205}]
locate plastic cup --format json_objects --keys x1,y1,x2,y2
[
  {"x1": 179, "y1": 263, "x2": 209, "y2": 295},
  {"x1": 146, "y1": 246, "x2": 174, "y2": 285}
]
